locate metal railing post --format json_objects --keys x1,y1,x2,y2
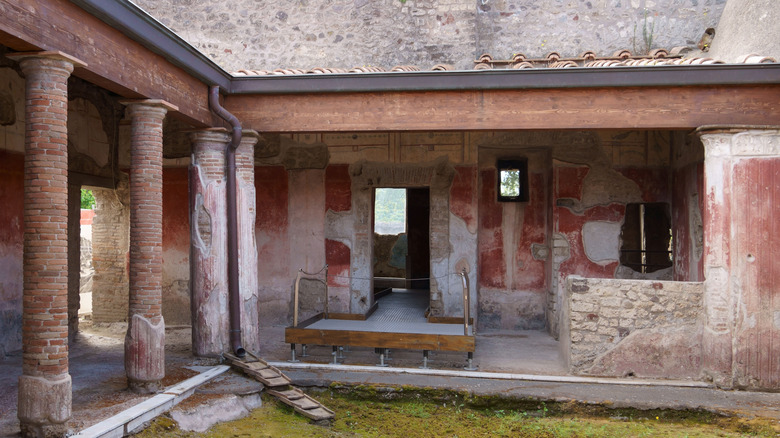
[
  {"x1": 460, "y1": 269, "x2": 470, "y2": 336},
  {"x1": 293, "y1": 270, "x2": 302, "y2": 327}
]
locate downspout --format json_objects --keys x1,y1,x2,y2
[{"x1": 208, "y1": 86, "x2": 246, "y2": 358}]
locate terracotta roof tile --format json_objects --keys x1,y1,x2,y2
[{"x1": 230, "y1": 47, "x2": 776, "y2": 77}]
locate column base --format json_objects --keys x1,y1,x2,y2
[
  {"x1": 125, "y1": 314, "x2": 165, "y2": 393},
  {"x1": 17, "y1": 374, "x2": 71, "y2": 438}
]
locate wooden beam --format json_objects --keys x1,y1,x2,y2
[
  {"x1": 285, "y1": 327, "x2": 475, "y2": 352},
  {"x1": 227, "y1": 85, "x2": 780, "y2": 132},
  {"x1": 0, "y1": 0, "x2": 213, "y2": 126}
]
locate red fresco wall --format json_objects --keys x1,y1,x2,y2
[
  {"x1": 162, "y1": 167, "x2": 191, "y2": 324},
  {"x1": 732, "y1": 158, "x2": 780, "y2": 389},
  {"x1": 478, "y1": 168, "x2": 506, "y2": 289},
  {"x1": 325, "y1": 164, "x2": 351, "y2": 213},
  {"x1": 554, "y1": 166, "x2": 622, "y2": 278},
  {"x1": 672, "y1": 163, "x2": 704, "y2": 281},
  {"x1": 0, "y1": 150, "x2": 24, "y2": 354},
  {"x1": 450, "y1": 166, "x2": 477, "y2": 230},
  {"x1": 478, "y1": 168, "x2": 548, "y2": 288},
  {"x1": 162, "y1": 168, "x2": 190, "y2": 253},
  {"x1": 255, "y1": 166, "x2": 290, "y2": 325},
  {"x1": 324, "y1": 165, "x2": 352, "y2": 288}
]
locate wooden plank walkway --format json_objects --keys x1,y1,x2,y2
[{"x1": 225, "y1": 352, "x2": 334, "y2": 422}]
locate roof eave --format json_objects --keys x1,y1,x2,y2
[
  {"x1": 70, "y1": 0, "x2": 233, "y2": 91},
  {"x1": 229, "y1": 64, "x2": 780, "y2": 94}
]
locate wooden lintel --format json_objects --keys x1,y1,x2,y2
[
  {"x1": 227, "y1": 85, "x2": 780, "y2": 132},
  {"x1": 285, "y1": 327, "x2": 475, "y2": 352},
  {"x1": 0, "y1": 0, "x2": 212, "y2": 126}
]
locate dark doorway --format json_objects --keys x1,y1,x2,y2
[
  {"x1": 372, "y1": 187, "x2": 430, "y2": 315},
  {"x1": 406, "y1": 188, "x2": 430, "y2": 290}
]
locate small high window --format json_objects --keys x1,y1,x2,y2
[
  {"x1": 374, "y1": 188, "x2": 406, "y2": 235},
  {"x1": 620, "y1": 203, "x2": 673, "y2": 273},
  {"x1": 497, "y1": 159, "x2": 529, "y2": 202}
]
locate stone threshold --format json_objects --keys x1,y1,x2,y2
[
  {"x1": 72, "y1": 365, "x2": 230, "y2": 438},
  {"x1": 269, "y1": 361, "x2": 713, "y2": 389}
]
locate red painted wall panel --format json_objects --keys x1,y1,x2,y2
[
  {"x1": 672, "y1": 163, "x2": 704, "y2": 281},
  {"x1": 325, "y1": 164, "x2": 351, "y2": 213},
  {"x1": 513, "y1": 172, "x2": 547, "y2": 290},
  {"x1": 0, "y1": 151, "x2": 24, "y2": 354},
  {"x1": 478, "y1": 168, "x2": 506, "y2": 288},
  {"x1": 617, "y1": 167, "x2": 670, "y2": 203},
  {"x1": 162, "y1": 168, "x2": 190, "y2": 250},
  {"x1": 256, "y1": 166, "x2": 289, "y2": 232},
  {"x1": 732, "y1": 158, "x2": 780, "y2": 389},
  {"x1": 325, "y1": 239, "x2": 350, "y2": 288},
  {"x1": 450, "y1": 166, "x2": 477, "y2": 230}
]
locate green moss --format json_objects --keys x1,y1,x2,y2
[{"x1": 137, "y1": 386, "x2": 779, "y2": 438}]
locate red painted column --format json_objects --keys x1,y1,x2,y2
[
  {"x1": 698, "y1": 129, "x2": 734, "y2": 388},
  {"x1": 699, "y1": 127, "x2": 780, "y2": 390},
  {"x1": 236, "y1": 130, "x2": 260, "y2": 353},
  {"x1": 122, "y1": 99, "x2": 177, "y2": 392},
  {"x1": 189, "y1": 129, "x2": 231, "y2": 356},
  {"x1": 189, "y1": 129, "x2": 260, "y2": 355},
  {"x1": 9, "y1": 51, "x2": 85, "y2": 438}
]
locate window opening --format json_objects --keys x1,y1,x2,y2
[
  {"x1": 620, "y1": 203, "x2": 673, "y2": 273},
  {"x1": 497, "y1": 158, "x2": 529, "y2": 202},
  {"x1": 374, "y1": 188, "x2": 406, "y2": 235}
]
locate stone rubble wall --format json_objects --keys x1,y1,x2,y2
[
  {"x1": 567, "y1": 276, "x2": 704, "y2": 378},
  {"x1": 131, "y1": 0, "x2": 724, "y2": 72}
]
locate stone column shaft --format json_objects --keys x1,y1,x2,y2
[
  {"x1": 189, "y1": 129, "x2": 231, "y2": 356},
  {"x1": 9, "y1": 51, "x2": 85, "y2": 438},
  {"x1": 122, "y1": 99, "x2": 177, "y2": 392},
  {"x1": 237, "y1": 130, "x2": 260, "y2": 353}
]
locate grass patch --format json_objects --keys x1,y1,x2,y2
[{"x1": 136, "y1": 385, "x2": 780, "y2": 437}]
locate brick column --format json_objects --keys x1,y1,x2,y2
[
  {"x1": 189, "y1": 129, "x2": 231, "y2": 356},
  {"x1": 9, "y1": 51, "x2": 85, "y2": 438},
  {"x1": 698, "y1": 127, "x2": 780, "y2": 390},
  {"x1": 236, "y1": 130, "x2": 260, "y2": 353},
  {"x1": 122, "y1": 99, "x2": 177, "y2": 392}
]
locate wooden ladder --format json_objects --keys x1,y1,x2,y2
[{"x1": 224, "y1": 352, "x2": 335, "y2": 421}]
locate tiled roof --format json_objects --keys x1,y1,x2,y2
[{"x1": 231, "y1": 49, "x2": 776, "y2": 77}]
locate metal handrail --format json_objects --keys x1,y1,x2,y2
[
  {"x1": 292, "y1": 264, "x2": 329, "y2": 328},
  {"x1": 460, "y1": 269, "x2": 470, "y2": 336}
]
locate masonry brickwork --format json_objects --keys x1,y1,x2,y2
[
  {"x1": 133, "y1": 0, "x2": 725, "y2": 72},
  {"x1": 567, "y1": 276, "x2": 704, "y2": 378},
  {"x1": 11, "y1": 51, "x2": 84, "y2": 438},
  {"x1": 123, "y1": 100, "x2": 175, "y2": 392}
]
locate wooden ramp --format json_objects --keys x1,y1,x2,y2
[{"x1": 225, "y1": 352, "x2": 334, "y2": 421}]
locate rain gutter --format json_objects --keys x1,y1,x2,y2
[{"x1": 229, "y1": 63, "x2": 780, "y2": 94}]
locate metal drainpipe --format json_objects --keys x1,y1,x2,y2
[{"x1": 208, "y1": 86, "x2": 246, "y2": 358}]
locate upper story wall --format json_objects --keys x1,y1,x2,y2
[{"x1": 131, "y1": 0, "x2": 724, "y2": 72}]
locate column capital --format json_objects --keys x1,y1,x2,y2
[
  {"x1": 121, "y1": 99, "x2": 179, "y2": 117},
  {"x1": 697, "y1": 125, "x2": 780, "y2": 157},
  {"x1": 188, "y1": 127, "x2": 231, "y2": 145},
  {"x1": 7, "y1": 50, "x2": 86, "y2": 75}
]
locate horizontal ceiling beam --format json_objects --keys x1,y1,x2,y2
[
  {"x1": 0, "y1": 0, "x2": 218, "y2": 126},
  {"x1": 227, "y1": 84, "x2": 780, "y2": 132}
]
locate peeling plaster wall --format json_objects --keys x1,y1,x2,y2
[
  {"x1": 0, "y1": 66, "x2": 25, "y2": 356},
  {"x1": 550, "y1": 130, "x2": 673, "y2": 339},
  {"x1": 567, "y1": 276, "x2": 704, "y2": 379},
  {"x1": 477, "y1": 144, "x2": 550, "y2": 332},
  {"x1": 162, "y1": 167, "x2": 191, "y2": 325},
  {"x1": 0, "y1": 150, "x2": 23, "y2": 356},
  {"x1": 672, "y1": 132, "x2": 705, "y2": 282},
  {"x1": 255, "y1": 166, "x2": 290, "y2": 327}
]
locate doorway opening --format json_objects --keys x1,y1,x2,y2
[{"x1": 372, "y1": 187, "x2": 430, "y2": 319}]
